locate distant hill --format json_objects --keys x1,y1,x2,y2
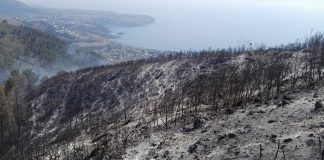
[
  {"x1": 0, "y1": 0, "x2": 38, "y2": 16},
  {"x1": 0, "y1": 19, "x2": 158, "y2": 82},
  {"x1": 0, "y1": 21, "x2": 107, "y2": 82}
]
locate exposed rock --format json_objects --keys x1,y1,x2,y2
[
  {"x1": 183, "y1": 127, "x2": 194, "y2": 133},
  {"x1": 227, "y1": 145, "x2": 240, "y2": 156},
  {"x1": 282, "y1": 99, "x2": 291, "y2": 106},
  {"x1": 283, "y1": 138, "x2": 293, "y2": 143},
  {"x1": 257, "y1": 110, "x2": 266, "y2": 114},
  {"x1": 157, "y1": 141, "x2": 166, "y2": 150},
  {"x1": 201, "y1": 129, "x2": 208, "y2": 133},
  {"x1": 162, "y1": 150, "x2": 170, "y2": 158},
  {"x1": 270, "y1": 135, "x2": 277, "y2": 142},
  {"x1": 228, "y1": 133, "x2": 237, "y2": 139},
  {"x1": 271, "y1": 135, "x2": 277, "y2": 139},
  {"x1": 254, "y1": 98, "x2": 262, "y2": 103},
  {"x1": 183, "y1": 119, "x2": 204, "y2": 133},
  {"x1": 247, "y1": 111, "x2": 254, "y2": 115},
  {"x1": 306, "y1": 139, "x2": 315, "y2": 146},
  {"x1": 147, "y1": 149, "x2": 157, "y2": 159},
  {"x1": 193, "y1": 119, "x2": 204, "y2": 130},
  {"x1": 188, "y1": 144, "x2": 198, "y2": 154},
  {"x1": 151, "y1": 143, "x2": 157, "y2": 147},
  {"x1": 92, "y1": 133, "x2": 108, "y2": 143},
  {"x1": 225, "y1": 108, "x2": 235, "y2": 115},
  {"x1": 315, "y1": 100, "x2": 323, "y2": 111},
  {"x1": 283, "y1": 95, "x2": 295, "y2": 101}
]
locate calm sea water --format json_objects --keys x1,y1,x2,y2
[{"x1": 112, "y1": 5, "x2": 324, "y2": 51}]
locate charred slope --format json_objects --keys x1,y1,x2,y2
[
  {"x1": 4, "y1": 32, "x2": 324, "y2": 159},
  {"x1": 20, "y1": 48, "x2": 323, "y2": 159},
  {"x1": 22, "y1": 54, "x2": 226, "y2": 159},
  {"x1": 26, "y1": 56, "x2": 204, "y2": 138}
]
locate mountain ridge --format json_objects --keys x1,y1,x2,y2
[{"x1": 0, "y1": 0, "x2": 38, "y2": 16}]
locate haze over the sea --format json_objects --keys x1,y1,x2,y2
[{"x1": 20, "y1": 0, "x2": 324, "y2": 51}]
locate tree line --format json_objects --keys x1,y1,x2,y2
[{"x1": 0, "y1": 69, "x2": 38, "y2": 156}]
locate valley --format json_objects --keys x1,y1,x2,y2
[
  {"x1": 0, "y1": 0, "x2": 159, "y2": 81},
  {"x1": 15, "y1": 6, "x2": 159, "y2": 64}
]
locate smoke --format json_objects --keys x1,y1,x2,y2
[
  {"x1": 0, "y1": 68, "x2": 9, "y2": 83},
  {"x1": 0, "y1": 43, "x2": 109, "y2": 83}
]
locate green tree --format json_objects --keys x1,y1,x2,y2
[
  {"x1": 0, "y1": 85, "x2": 5, "y2": 153},
  {"x1": 22, "y1": 69, "x2": 39, "y2": 92}
]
